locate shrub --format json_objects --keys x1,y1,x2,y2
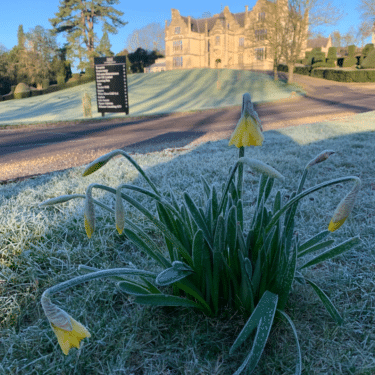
[
  {"x1": 85, "y1": 67, "x2": 95, "y2": 78},
  {"x1": 277, "y1": 64, "x2": 288, "y2": 72},
  {"x1": 312, "y1": 51, "x2": 326, "y2": 65},
  {"x1": 360, "y1": 43, "x2": 374, "y2": 64},
  {"x1": 323, "y1": 69, "x2": 375, "y2": 82},
  {"x1": 312, "y1": 62, "x2": 331, "y2": 69},
  {"x1": 57, "y1": 75, "x2": 65, "y2": 85},
  {"x1": 343, "y1": 45, "x2": 357, "y2": 67},
  {"x1": 13, "y1": 82, "x2": 30, "y2": 99},
  {"x1": 294, "y1": 66, "x2": 310, "y2": 75},
  {"x1": 342, "y1": 56, "x2": 357, "y2": 68},
  {"x1": 82, "y1": 92, "x2": 92, "y2": 117},
  {"x1": 42, "y1": 79, "x2": 50, "y2": 89},
  {"x1": 361, "y1": 49, "x2": 375, "y2": 69},
  {"x1": 30, "y1": 90, "x2": 43, "y2": 97},
  {"x1": 327, "y1": 47, "x2": 337, "y2": 66},
  {"x1": 348, "y1": 44, "x2": 356, "y2": 56},
  {"x1": 310, "y1": 69, "x2": 325, "y2": 79}
]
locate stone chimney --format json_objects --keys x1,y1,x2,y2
[{"x1": 171, "y1": 9, "x2": 180, "y2": 19}]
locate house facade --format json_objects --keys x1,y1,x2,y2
[
  {"x1": 306, "y1": 36, "x2": 332, "y2": 54},
  {"x1": 165, "y1": 0, "x2": 306, "y2": 71},
  {"x1": 144, "y1": 58, "x2": 167, "y2": 73}
]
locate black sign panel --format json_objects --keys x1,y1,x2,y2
[{"x1": 94, "y1": 56, "x2": 129, "y2": 114}]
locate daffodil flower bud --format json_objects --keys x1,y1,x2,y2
[
  {"x1": 115, "y1": 186, "x2": 125, "y2": 235},
  {"x1": 84, "y1": 188, "x2": 95, "y2": 238},
  {"x1": 238, "y1": 157, "x2": 285, "y2": 181},
  {"x1": 41, "y1": 293, "x2": 91, "y2": 355},
  {"x1": 328, "y1": 180, "x2": 361, "y2": 232},
  {"x1": 307, "y1": 150, "x2": 335, "y2": 169},
  {"x1": 83, "y1": 150, "x2": 122, "y2": 176},
  {"x1": 229, "y1": 93, "x2": 264, "y2": 148}
]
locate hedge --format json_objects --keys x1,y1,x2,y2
[
  {"x1": 277, "y1": 64, "x2": 375, "y2": 82},
  {"x1": 311, "y1": 68, "x2": 375, "y2": 82},
  {"x1": 1, "y1": 75, "x2": 96, "y2": 101}
]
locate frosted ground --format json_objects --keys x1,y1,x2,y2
[
  {"x1": 1, "y1": 111, "x2": 374, "y2": 373},
  {"x1": 0, "y1": 69, "x2": 303, "y2": 125}
]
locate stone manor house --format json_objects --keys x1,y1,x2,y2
[{"x1": 164, "y1": 0, "x2": 307, "y2": 71}]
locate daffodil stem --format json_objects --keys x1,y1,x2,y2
[
  {"x1": 237, "y1": 147, "x2": 245, "y2": 200},
  {"x1": 44, "y1": 268, "x2": 157, "y2": 297}
]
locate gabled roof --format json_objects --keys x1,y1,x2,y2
[
  {"x1": 307, "y1": 37, "x2": 330, "y2": 49},
  {"x1": 181, "y1": 9, "x2": 246, "y2": 34}
]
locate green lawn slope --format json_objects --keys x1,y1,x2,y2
[{"x1": 0, "y1": 69, "x2": 303, "y2": 126}]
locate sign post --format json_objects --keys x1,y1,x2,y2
[{"x1": 94, "y1": 56, "x2": 129, "y2": 116}]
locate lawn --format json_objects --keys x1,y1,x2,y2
[
  {"x1": 0, "y1": 69, "x2": 303, "y2": 126},
  {"x1": 0, "y1": 108, "x2": 374, "y2": 374}
]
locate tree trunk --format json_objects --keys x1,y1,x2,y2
[
  {"x1": 287, "y1": 63, "x2": 294, "y2": 84},
  {"x1": 273, "y1": 59, "x2": 278, "y2": 81}
]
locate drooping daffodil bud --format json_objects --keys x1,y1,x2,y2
[
  {"x1": 115, "y1": 186, "x2": 125, "y2": 235},
  {"x1": 238, "y1": 157, "x2": 285, "y2": 181},
  {"x1": 306, "y1": 150, "x2": 335, "y2": 169},
  {"x1": 84, "y1": 186, "x2": 95, "y2": 238},
  {"x1": 41, "y1": 292, "x2": 91, "y2": 355},
  {"x1": 328, "y1": 179, "x2": 361, "y2": 232},
  {"x1": 229, "y1": 93, "x2": 264, "y2": 147},
  {"x1": 82, "y1": 150, "x2": 123, "y2": 177}
]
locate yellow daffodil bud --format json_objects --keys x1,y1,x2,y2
[
  {"x1": 238, "y1": 157, "x2": 285, "y2": 181},
  {"x1": 83, "y1": 150, "x2": 122, "y2": 177},
  {"x1": 115, "y1": 186, "x2": 125, "y2": 235},
  {"x1": 307, "y1": 150, "x2": 335, "y2": 169},
  {"x1": 84, "y1": 191, "x2": 95, "y2": 238},
  {"x1": 229, "y1": 93, "x2": 264, "y2": 148},
  {"x1": 41, "y1": 293, "x2": 91, "y2": 355},
  {"x1": 328, "y1": 180, "x2": 361, "y2": 232}
]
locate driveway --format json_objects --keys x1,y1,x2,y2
[{"x1": 1, "y1": 73, "x2": 374, "y2": 183}]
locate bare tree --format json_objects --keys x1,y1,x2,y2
[
  {"x1": 126, "y1": 23, "x2": 165, "y2": 53},
  {"x1": 357, "y1": 1, "x2": 375, "y2": 49},
  {"x1": 341, "y1": 26, "x2": 359, "y2": 47},
  {"x1": 357, "y1": 22, "x2": 372, "y2": 47},
  {"x1": 257, "y1": 0, "x2": 343, "y2": 83}
]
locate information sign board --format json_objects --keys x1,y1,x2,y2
[{"x1": 94, "y1": 56, "x2": 129, "y2": 115}]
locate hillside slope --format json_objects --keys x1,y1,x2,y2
[{"x1": 0, "y1": 69, "x2": 301, "y2": 125}]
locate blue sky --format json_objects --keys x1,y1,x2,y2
[{"x1": 1, "y1": 0, "x2": 366, "y2": 62}]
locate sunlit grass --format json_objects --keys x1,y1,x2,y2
[
  {"x1": 0, "y1": 69, "x2": 303, "y2": 126},
  {"x1": 1, "y1": 112, "x2": 374, "y2": 374}
]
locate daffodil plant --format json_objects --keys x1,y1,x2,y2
[{"x1": 39, "y1": 93, "x2": 361, "y2": 374}]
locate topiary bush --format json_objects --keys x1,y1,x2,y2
[
  {"x1": 360, "y1": 43, "x2": 374, "y2": 65},
  {"x1": 13, "y1": 83, "x2": 31, "y2": 99},
  {"x1": 343, "y1": 45, "x2": 357, "y2": 67},
  {"x1": 312, "y1": 51, "x2": 326, "y2": 66},
  {"x1": 361, "y1": 48, "x2": 375, "y2": 69},
  {"x1": 327, "y1": 47, "x2": 337, "y2": 67}
]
